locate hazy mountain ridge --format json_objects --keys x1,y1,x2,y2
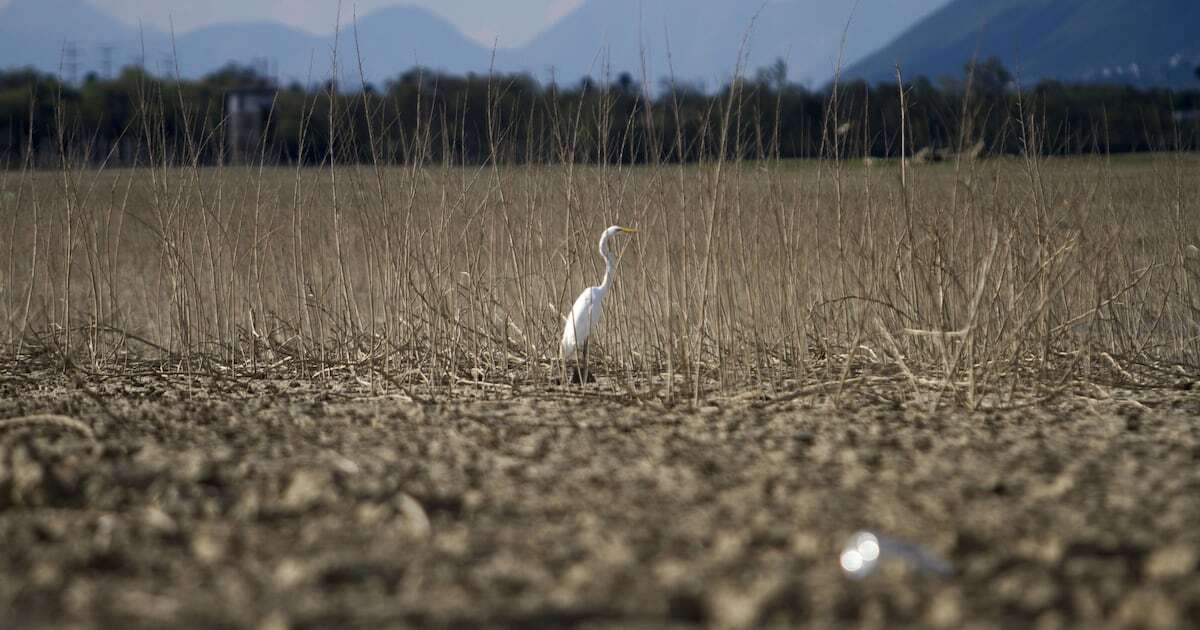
[
  {"x1": 842, "y1": 0, "x2": 1200, "y2": 87},
  {"x1": 172, "y1": 23, "x2": 323, "y2": 81},
  {"x1": 502, "y1": 0, "x2": 950, "y2": 86},
  {"x1": 0, "y1": 0, "x2": 491, "y2": 85},
  {"x1": 4, "y1": 0, "x2": 1194, "y2": 90},
  {"x1": 336, "y1": 6, "x2": 493, "y2": 81},
  {"x1": 0, "y1": 0, "x2": 950, "y2": 87},
  {"x1": 0, "y1": 0, "x2": 171, "y2": 78}
]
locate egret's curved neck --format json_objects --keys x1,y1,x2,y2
[{"x1": 598, "y1": 235, "x2": 617, "y2": 293}]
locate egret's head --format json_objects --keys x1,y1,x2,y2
[
  {"x1": 600, "y1": 225, "x2": 637, "y2": 254},
  {"x1": 603, "y1": 225, "x2": 638, "y2": 240}
]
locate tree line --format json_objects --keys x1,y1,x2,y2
[{"x1": 1, "y1": 58, "x2": 1198, "y2": 168}]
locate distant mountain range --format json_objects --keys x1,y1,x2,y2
[
  {"x1": 171, "y1": 8, "x2": 491, "y2": 85},
  {"x1": 0, "y1": 0, "x2": 491, "y2": 86},
  {"x1": 2, "y1": 0, "x2": 1198, "y2": 89},
  {"x1": 498, "y1": 0, "x2": 949, "y2": 88},
  {"x1": 843, "y1": 0, "x2": 1200, "y2": 88},
  {"x1": 0, "y1": 0, "x2": 949, "y2": 87}
]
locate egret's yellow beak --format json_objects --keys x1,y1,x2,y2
[{"x1": 619, "y1": 227, "x2": 638, "y2": 234}]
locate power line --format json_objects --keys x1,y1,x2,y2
[
  {"x1": 99, "y1": 44, "x2": 116, "y2": 80},
  {"x1": 63, "y1": 41, "x2": 81, "y2": 86}
]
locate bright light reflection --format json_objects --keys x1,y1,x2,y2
[
  {"x1": 840, "y1": 531, "x2": 882, "y2": 578},
  {"x1": 840, "y1": 549, "x2": 865, "y2": 573},
  {"x1": 857, "y1": 534, "x2": 881, "y2": 562}
]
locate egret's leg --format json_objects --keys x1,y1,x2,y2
[{"x1": 581, "y1": 344, "x2": 590, "y2": 385}]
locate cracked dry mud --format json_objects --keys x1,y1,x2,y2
[{"x1": 2, "y1": 374, "x2": 1199, "y2": 629}]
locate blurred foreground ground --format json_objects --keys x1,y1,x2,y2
[{"x1": 1, "y1": 372, "x2": 1199, "y2": 628}]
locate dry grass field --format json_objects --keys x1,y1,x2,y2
[
  {"x1": 2, "y1": 151, "x2": 1200, "y2": 628},
  {"x1": 3, "y1": 153, "x2": 1198, "y2": 401}
]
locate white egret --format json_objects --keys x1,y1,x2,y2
[{"x1": 561, "y1": 225, "x2": 638, "y2": 383}]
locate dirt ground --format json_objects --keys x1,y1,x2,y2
[{"x1": 1, "y1": 369, "x2": 1199, "y2": 629}]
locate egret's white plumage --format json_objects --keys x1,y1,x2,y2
[{"x1": 561, "y1": 225, "x2": 637, "y2": 380}]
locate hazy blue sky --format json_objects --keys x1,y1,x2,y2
[{"x1": 6, "y1": 0, "x2": 585, "y2": 46}]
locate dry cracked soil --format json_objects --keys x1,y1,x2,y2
[{"x1": 2, "y1": 370, "x2": 1200, "y2": 629}]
